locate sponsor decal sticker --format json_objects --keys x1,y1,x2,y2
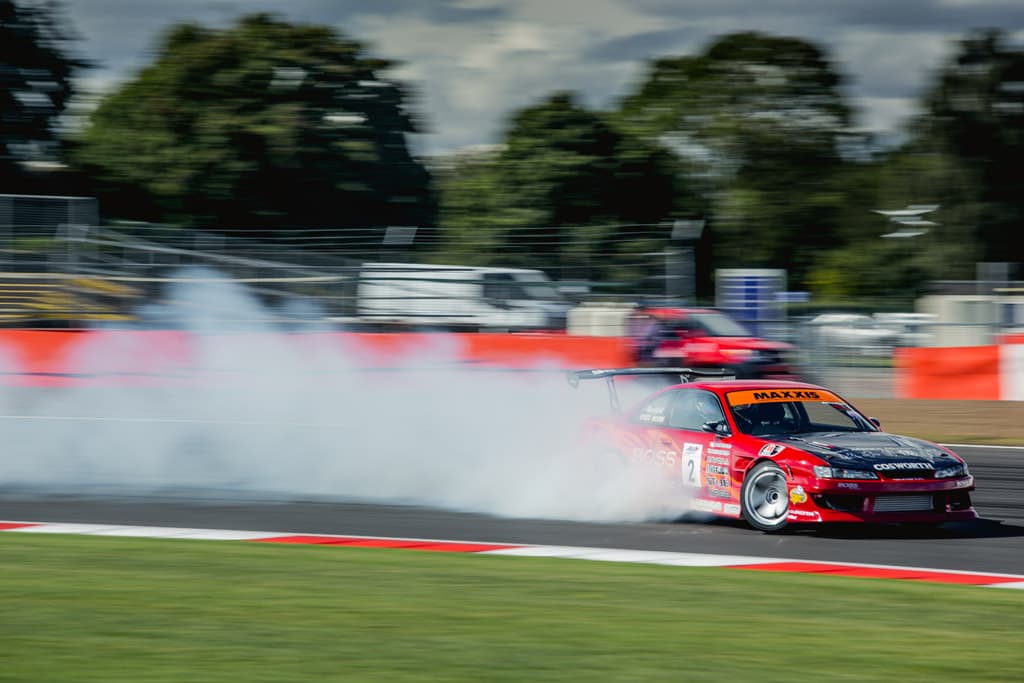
[
  {"x1": 683, "y1": 443, "x2": 702, "y2": 456},
  {"x1": 789, "y1": 486, "x2": 808, "y2": 504},
  {"x1": 632, "y1": 448, "x2": 678, "y2": 467},
  {"x1": 681, "y1": 443, "x2": 703, "y2": 488},
  {"x1": 727, "y1": 389, "x2": 841, "y2": 405},
  {"x1": 758, "y1": 443, "x2": 786, "y2": 457},
  {"x1": 722, "y1": 503, "x2": 741, "y2": 515},
  {"x1": 691, "y1": 499, "x2": 723, "y2": 513},
  {"x1": 837, "y1": 482, "x2": 860, "y2": 489},
  {"x1": 873, "y1": 462, "x2": 934, "y2": 471},
  {"x1": 788, "y1": 509, "x2": 821, "y2": 520},
  {"x1": 706, "y1": 455, "x2": 730, "y2": 465}
]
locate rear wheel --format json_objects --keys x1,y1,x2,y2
[{"x1": 741, "y1": 461, "x2": 790, "y2": 532}]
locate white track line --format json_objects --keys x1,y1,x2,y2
[{"x1": 3, "y1": 520, "x2": 1023, "y2": 589}]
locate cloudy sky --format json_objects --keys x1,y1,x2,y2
[{"x1": 59, "y1": 0, "x2": 1024, "y2": 153}]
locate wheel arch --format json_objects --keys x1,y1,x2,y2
[{"x1": 741, "y1": 456, "x2": 792, "y2": 481}]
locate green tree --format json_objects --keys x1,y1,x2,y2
[
  {"x1": 919, "y1": 29, "x2": 1024, "y2": 264},
  {"x1": 432, "y1": 145, "x2": 543, "y2": 268},
  {"x1": 73, "y1": 13, "x2": 435, "y2": 235},
  {"x1": 439, "y1": 92, "x2": 680, "y2": 285},
  {"x1": 617, "y1": 32, "x2": 854, "y2": 286},
  {"x1": 0, "y1": 0, "x2": 86, "y2": 183}
]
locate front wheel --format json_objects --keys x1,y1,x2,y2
[{"x1": 741, "y1": 461, "x2": 790, "y2": 532}]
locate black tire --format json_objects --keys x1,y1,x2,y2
[{"x1": 741, "y1": 461, "x2": 790, "y2": 532}]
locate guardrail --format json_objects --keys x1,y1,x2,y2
[{"x1": 0, "y1": 330, "x2": 633, "y2": 387}]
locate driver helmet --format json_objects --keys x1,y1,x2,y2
[{"x1": 695, "y1": 394, "x2": 723, "y2": 422}]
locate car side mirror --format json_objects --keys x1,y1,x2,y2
[
  {"x1": 703, "y1": 421, "x2": 731, "y2": 437},
  {"x1": 869, "y1": 417, "x2": 881, "y2": 428}
]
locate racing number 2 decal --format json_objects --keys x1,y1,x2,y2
[{"x1": 681, "y1": 443, "x2": 703, "y2": 488}]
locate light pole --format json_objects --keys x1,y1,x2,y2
[{"x1": 665, "y1": 219, "x2": 705, "y2": 301}]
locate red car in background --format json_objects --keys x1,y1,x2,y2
[
  {"x1": 626, "y1": 306, "x2": 798, "y2": 379},
  {"x1": 573, "y1": 368, "x2": 976, "y2": 532}
]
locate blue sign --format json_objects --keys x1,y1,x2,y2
[{"x1": 715, "y1": 269, "x2": 787, "y2": 336}]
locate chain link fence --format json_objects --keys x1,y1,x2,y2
[{"x1": 2, "y1": 195, "x2": 1022, "y2": 401}]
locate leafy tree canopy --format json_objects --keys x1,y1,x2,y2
[
  {"x1": 0, "y1": 0, "x2": 86, "y2": 180},
  {"x1": 436, "y1": 92, "x2": 681, "y2": 286},
  {"x1": 619, "y1": 32, "x2": 850, "y2": 178},
  {"x1": 73, "y1": 13, "x2": 435, "y2": 234},
  {"x1": 617, "y1": 32, "x2": 855, "y2": 285},
  {"x1": 919, "y1": 29, "x2": 1024, "y2": 263}
]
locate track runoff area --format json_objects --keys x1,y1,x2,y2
[{"x1": 3, "y1": 515, "x2": 1023, "y2": 590}]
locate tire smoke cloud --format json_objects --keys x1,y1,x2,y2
[{"x1": 0, "y1": 271, "x2": 689, "y2": 523}]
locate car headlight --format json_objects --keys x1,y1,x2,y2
[
  {"x1": 934, "y1": 463, "x2": 969, "y2": 479},
  {"x1": 813, "y1": 465, "x2": 879, "y2": 480}
]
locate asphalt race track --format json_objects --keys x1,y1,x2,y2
[{"x1": 2, "y1": 444, "x2": 1021, "y2": 576}]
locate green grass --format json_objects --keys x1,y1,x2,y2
[{"x1": 1, "y1": 534, "x2": 1022, "y2": 682}]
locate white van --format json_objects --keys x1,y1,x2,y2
[{"x1": 355, "y1": 263, "x2": 569, "y2": 330}]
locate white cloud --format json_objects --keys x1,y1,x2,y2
[
  {"x1": 855, "y1": 96, "x2": 922, "y2": 137},
  {"x1": 352, "y1": 1, "x2": 665, "y2": 151},
  {"x1": 834, "y1": 30, "x2": 955, "y2": 95},
  {"x1": 58, "y1": 0, "x2": 1024, "y2": 151}
]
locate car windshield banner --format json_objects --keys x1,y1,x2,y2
[{"x1": 726, "y1": 389, "x2": 843, "y2": 405}]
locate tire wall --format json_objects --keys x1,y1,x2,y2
[
  {"x1": 0, "y1": 330, "x2": 634, "y2": 385},
  {"x1": 895, "y1": 343, "x2": 1024, "y2": 400}
]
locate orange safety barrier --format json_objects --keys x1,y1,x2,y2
[
  {"x1": 895, "y1": 346, "x2": 1002, "y2": 400},
  {"x1": 0, "y1": 330, "x2": 193, "y2": 375},
  {"x1": 452, "y1": 333, "x2": 631, "y2": 368},
  {"x1": 999, "y1": 333, "x2": 1024, "y2": 345},
  {"x1": 0, "y1": 330, "x2": 632, "y2": 383}
]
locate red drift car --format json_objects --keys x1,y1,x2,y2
[
  {"x1": 626, "y1": 306, "x2": 798, "y2": 379},
  {"x1": 573, "y1": 369, "x2": 976, "y2": 532}
]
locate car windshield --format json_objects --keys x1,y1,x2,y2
[
  {"x1": 688, "y1": 312, "x2": 751, "y2": 337},
  {"x1": 513, "y1": 271, "x2": 566, "y2": 301},
  {"x1": 726, "y1": 389, "x2": 876, "y2": 437}
]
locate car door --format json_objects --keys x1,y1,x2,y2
[
  {"x1": 663, "y1": 389, "x2": 728, "y2": 495},
  {"x1": 626, "y1": 390, "x2": 681, "y2": 475},
  {"x1": 628, "y1": 388, "x2": 722, "y2": 493}
]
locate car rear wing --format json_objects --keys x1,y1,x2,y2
[{"x1": 567, "y1": 367, "x2": 734, "y2": 412}]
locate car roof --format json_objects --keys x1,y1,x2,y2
[{"x1": 669, "y1": 379, "x2": 834, "y2": 395}]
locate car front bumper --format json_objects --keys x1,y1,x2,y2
[{"x1": 786, "y1": 476, "x2": 976, "y2": 524}]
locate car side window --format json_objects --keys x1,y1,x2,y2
[
  {"x1": 667, "y1": 389, "x2": 725, "y2": 431},
  {"x1": 482, "y1": 272, "x2": 518, "y2": 301},
  {"x1": 632, "y1": 391, "x2": 674, "y2": 425}
]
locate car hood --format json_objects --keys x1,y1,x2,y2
[{"x1": 768, "y1": 432, "x2": 961, "y2": 470}]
